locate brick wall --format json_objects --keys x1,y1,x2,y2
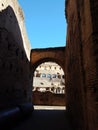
[
  {"x1": 65, "y1": 0, "x2": 98, "y2": 130},
  {"x1": 30, "y1": 47, "x2": 65, "y2": 72},
  {"x1": 32, "y1": 91, "x2": 65, "y2": 106},
  {"x1": 82, "y1": 0, "x2": 98, "y2": 129}
]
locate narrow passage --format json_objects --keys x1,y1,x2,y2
[{"x1": 13, "y1": 110, "x2": 72, "y2": 130}]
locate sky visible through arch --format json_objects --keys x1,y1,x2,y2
[{"x1": 18, "y1": 0, "x2": 67, "y2": 49}]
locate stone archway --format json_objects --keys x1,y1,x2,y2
[
  {"x1": 32, "y1": 61, "x2": 66, "y2": 106},
  {"x1": 30, "y1": 47, "x2": 66, "y2": 106},
  {"x1": 30, "y1": 47, "x2": 66, "y2": 73}
]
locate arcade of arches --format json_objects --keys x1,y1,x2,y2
[{"x1": 0, "y1": 0, "x2": 98, "y2": 130}]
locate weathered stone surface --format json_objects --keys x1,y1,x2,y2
[
  {"x1": 0, "y1": 0, "x2": 97, "y2": 130},
  {"x1": 32, "y1": 91, "x2": 65, "y2": 106},
  {"x1": 65, "y1": 0, "x2": 98, "y2": 130},
  {"x1": 0, "y1": 0, "x2": 32, "y2": 109},
  {"x1": 30, "y1": 47, "x2": 65, "y2": 72}
]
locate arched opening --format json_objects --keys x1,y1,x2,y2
[{"x1": 32, "y1": 61, "x2": 66, "y2": 110}]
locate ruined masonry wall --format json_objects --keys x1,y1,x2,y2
[
  {"x1": 0, "y1": 0, "x2": 31, "y2": 59},
  {"x1": 0, "y1": 0, "x2": 32, "y2": 109},
  {"x1": 65, "y1": 0, "x2": 98, "y2": 130}
]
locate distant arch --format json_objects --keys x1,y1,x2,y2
[{"x1": 30, "y1": 47, "x2": 65, "y2": 74}]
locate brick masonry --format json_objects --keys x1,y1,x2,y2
[
  {"x1": 30, "y1": 47, "x2": 65, "y2": 72},
  {"x1": 0, "y1": 0, "x2": 97, "y2": 130},
  {"x1": 65, "y1": 0, "x2": 98, "y2": 130}
]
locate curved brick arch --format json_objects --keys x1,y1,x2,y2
[{"x1": 30, "y1": 47, "x2": 66, "y2": 73}]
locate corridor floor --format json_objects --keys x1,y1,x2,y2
[{"x1": 12, "y1": 110, "x2": 72, "y2": 130}]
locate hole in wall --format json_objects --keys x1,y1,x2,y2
[{"x1": 2, "y1": 3, "x2": 4, "y2": 6}]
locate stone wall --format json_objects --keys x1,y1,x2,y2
[
  {"x1": 65, "y1": 0, "x2": 98, "y2": 130},
  {"x1": 0, "y1": 0, "x2": 32, "y2": 109},
  {"x1": 32, "y1": 91, "x2": 65, "y2": 106}
]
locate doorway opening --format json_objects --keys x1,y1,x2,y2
[{"x1": 32, "y1": 61, "x2": 66, "y2": 110}]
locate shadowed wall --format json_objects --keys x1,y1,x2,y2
[
  {"x1": 65, "y1": 0, "x2": 98, "y2": 130},
  {"x1": 0, "y1": 1, "x2": 32, "y2": 109}
]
